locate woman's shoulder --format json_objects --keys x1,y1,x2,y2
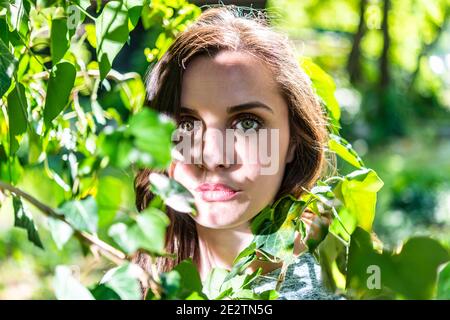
[{"x1": 249, "y1": 253, "x2": 344, "y2": 300}]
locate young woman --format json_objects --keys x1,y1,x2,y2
[{"x1": 134, "y1": 5, "x2": 337, "y2": 299}]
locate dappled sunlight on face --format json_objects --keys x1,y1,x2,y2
[{"x1": 170, "y1": 51, "x2": 294, "y2": 229}]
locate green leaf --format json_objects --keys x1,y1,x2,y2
[
  {"x1": 223, "y1": 251, "x2": 257, "y2": 283},
  {"x1": 347, "y1": 227, "x2": 450, "y2": 299},
  {"x1": 7, "y1": 0, "x2": 30, "y2": 38},
  {"x1": 256, "y1": 289, "x2": 280, "y2": 300},
  {"x1": 203, "y1": 267, "x2": 230, "y2": 299},
  {"x1": 84, "y1": 24, "x2": 97, "y2": 48},
  {"x1": 12, "y1": 196, "x2": 43, "y2": 249},
  {"x1": 48, "y1": 217, "x2": 74, "y2": 250},
  {"x1": 90, "y1": 284, "x2": 121, "y2": 300},
  {"x1": 50, "y1": 18, "x2": 69, "y2": 64},
  {"x1": 109, "y1": 207, "x2": 169, "y2": 255},
  {"x1": 172, "y1": 258, "x2": 207, "y2": 299},
  {"x1": 119, "y1": 77, "x2": 145, "y2": 112},
  {"x1": 251, "y1": 195, "x2": 303, "y2": 260},
  {"x1": 328, "y1": 134, "x2": 364, "y2": 169},
  {"x1": 17, "y1": 166, "x2": 66, "y2": 209},
  {"x1": 57, "y1": 196, "x2": 98, "y2": 233},
  {"x1": 300, "y1": 57, "x2": 340, "y2": 130},
  {"x1": 99, "y1": 263, "x2": 143, "y2": 300},
  {"x1": 335, "y1": 169, "x2": 383, "y2": 233},
  {"x1": 149, "y1": 172, "x2": 197, "y2": 215},
  {"x1": 96, "y1": 169, "x2": 135, "y2": 228},
  {"x1": 0, "y1": 16, "x2": 8, "y2": 43},
  {"x1": 53, "y1": 265, "x2": 95, "y2": 300},
  {"x1": 125, "y1": 0, "x2": 144, "y2": 32},
  {"x1": 437, "y1": 262, "x2": 450, "y2": 299},
  {"x1": 0, "y1": 38, "x2": 16, "y2": 98},
  {"x1": 7, "y1": 82, "x2": 28, "y2": 154},
  {"x1": 43, "y1": 61, "x2": 76, "y2": 127},
  {"x1": 160, "y1": 270, "x2": 181, "y2": 299},
  {"x1": 0, "y1": 150, "x2": 23, "y2": 184},
  {"x1": 96, "y1": 1, "x2": 129, "y2": 80},
  {"x1": 223, "y1": 242, "x2": 257, "y2": 283},
  {"x1": 99, "y1": 109, "x2": 175, "y2": 170},
  {"x1": 127, "y1": 108, "x2": 176, "y2": 168},
  {"x1": 134, "y1": 207, "x2": 170, "y2": 253}
]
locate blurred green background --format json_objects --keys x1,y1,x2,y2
[{"x1": 1, "y1": 0, "x2": 449, "y2": 299}]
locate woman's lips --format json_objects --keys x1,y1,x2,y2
[{"x1": 195, "y1": 183, "x2": 241, "y2": 202}]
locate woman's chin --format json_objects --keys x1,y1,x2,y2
[{"x1": 193, "y1": 209, "x2": 244, "y2": 229}]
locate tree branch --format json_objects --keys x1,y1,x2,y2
[{"x1": 0, "y1": 180, "x2": 162, "y2": 297}]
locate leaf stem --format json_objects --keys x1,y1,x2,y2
[
  {"x1": 275, "y1": 260, "x2": 290, "y2": 291},
  {"x1": 69, "y1": 1, "x2": 97, "y2": 21}
]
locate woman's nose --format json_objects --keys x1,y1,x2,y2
[{"x1": 200, "y1": 127, "x2": 233, "y2": 171}]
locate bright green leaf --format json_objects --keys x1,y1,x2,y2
[
  {"x1": 48, "y1": 217, "x2": 74, "y2": 250},
  {"x1": 328, "y1": 134, "x2": 364, "y2": 169},
  {"x1": 57, "y1": 196, "x2": 98, "y2": 233},
  {"x1": 53, "y1": 265, "x2": 95, "y2": 300},
  {"x1": 96, "y1": 1, "x2": 129, "y2": 80},
  {"x1": 437, "y1": 262, "x2": 450, "y2": 299},
  {"x1": 99, "y1": 262, "x2": 143, "y2": 300}
]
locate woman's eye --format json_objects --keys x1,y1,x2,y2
[
  {"x1": 178, "y1": 117, "x2": 196, "y2": 132},
  {"x1": 233, "y1": 115, "x2": 263, "y2": 132}
]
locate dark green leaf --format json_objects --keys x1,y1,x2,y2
[
  {"x1": 172, "y1": 258, "x2": 208, "y2": 299},
  {"x1": 160, "y1": 270, "x2": 181, "y2": 299},
  {"x1": 347, "y1": 227, "x2": 450, "y2": 299},
  {"x1": 90, "y1": 284, "x2": 121, "y2": 300},
  {"x1": 50, "y1": 18, "x2": 69, "y2": 64},
  {"x1": 251, "y1": 195, "x2": 302, "y2": 260},
  {"x1": 0, "y1": 38, "x2": 16, "y2": 98},
  {"x1": 13, "y1": 196, "x2": 43, "y2": 249},
  {"x1": 7, "y1": 82, "x2": 27, "y2": 154},
  {"x1": 43, "y1": 61, "x2": 76, "y2": 127}
]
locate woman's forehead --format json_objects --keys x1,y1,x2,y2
[{"x1": 180, "y1": 51, "x2": 280, "y2": 113}]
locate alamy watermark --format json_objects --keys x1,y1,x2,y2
[
  {"x1": 171, "y1": 120, "x2": 281, "y2": 175},
  {"x1": 366, "y1": 265, "x2": 381, "y2": 290}
]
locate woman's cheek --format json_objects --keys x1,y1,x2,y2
[{"x1": 172, "y1": 162, "x2": 197, "y2": 191}]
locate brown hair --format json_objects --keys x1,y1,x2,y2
[{"x1": 133, "y1": 4, "x2": 329, "y2": 296}]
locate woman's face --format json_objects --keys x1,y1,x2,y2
[{"x1": 170, "y1": 50, "x2": 294, "y2": 229}]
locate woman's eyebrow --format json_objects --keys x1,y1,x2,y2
[
  {"x1": 226, "y1": 101, "x2": 274, "y2": 114},
  {"x1": 180, "y1": 101, "x2": 274, "y2": 115}
]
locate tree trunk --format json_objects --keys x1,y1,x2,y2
[{"x1": 347, "y1": 0, "x2": 368, "y2": 85}]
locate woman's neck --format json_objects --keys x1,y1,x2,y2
[{"x1": 196, "y1": 222, "x2": 253, "y2": 281}]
